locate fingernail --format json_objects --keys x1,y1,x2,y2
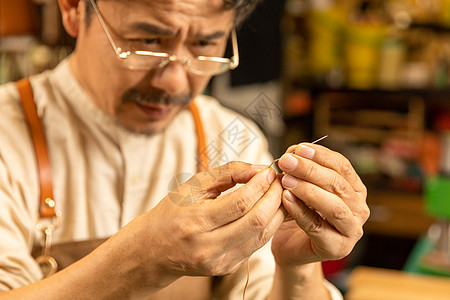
[
  {"x1": 282, "y1": 174, "x2": 299, "y2": 188},
  {"x1": 279, "y1": 154, "x2": 298, "y2": 171},
  {"x1": 296, "y1": 144, "x2": 315, "y2": 160},
  {"x1": 268, "y1": 169, "x2": 276, "y2": 184},
  {"x1": 284, "y1": 190, "x2": 296, "y2": 203}
]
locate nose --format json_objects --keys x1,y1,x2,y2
[{"x1": 148, "y1": 56, "x2": 190, "y2": 96}]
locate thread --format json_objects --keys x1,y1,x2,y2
[
  {"x1": 243, "y1": 135, "x2": 328, "y2": 299},
  {"x1": 242, "y1": 260, "x2": 250, "y2": 300}
]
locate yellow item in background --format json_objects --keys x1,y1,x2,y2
[
  {"x1": 343, "y1": 23, "x2": 387, "y2": 89},
  {"x1": 307, "y1": 8, "x2": 345, "y2": 84}
]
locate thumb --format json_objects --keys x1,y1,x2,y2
[{"x1": 169, "y1": 161, "x2": 268, "y2": 206}]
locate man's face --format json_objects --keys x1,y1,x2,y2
[{"x1": 71, "y1": 0, "x2": 234, "y2": 135}]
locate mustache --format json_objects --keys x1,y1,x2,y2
[{"x1": 122, "y1": 88, "x2": 191, "y2": 106}]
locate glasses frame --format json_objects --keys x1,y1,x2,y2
[{"x1": 87, "y1": 0, "x2": 239, "y2": 75}]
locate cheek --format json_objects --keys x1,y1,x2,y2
[
  {"x1": 189, "y1": 75, "x2": 212, "y2": 96},
  {"x1": 112, "y1": 70, "x2": 150, "y2": 100}
]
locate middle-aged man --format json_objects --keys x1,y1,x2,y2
[{"x1": 0, "y1": 0, "x2": 369, "y2": 299}]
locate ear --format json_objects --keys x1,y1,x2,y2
[{"x1": 58, "y1": 0, "x2": 82, "y2": 37}]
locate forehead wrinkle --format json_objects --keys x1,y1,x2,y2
[
  {"x1": 107, "y1": 0, "x2": 234, "y2": 38},
  {"x1": 131, "y1": 22, "x2": 178, "y2": 36},
  {"x1": 129, "y1": 22, "x2": 226, "y2": 40}
]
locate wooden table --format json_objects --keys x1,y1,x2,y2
[{"x1": 346, "y1": 266, "x2": 450, "y2": 300}]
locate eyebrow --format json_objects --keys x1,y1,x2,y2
[
  {"x1": 130, "y1": 22, "x2": 226, "y2": 40},
  {"x1": 199, "y1": 31, "x2": 226, "y2": 40},
  {"x1": 131, "y1": 23, "x2": 177, "y2": 36}
]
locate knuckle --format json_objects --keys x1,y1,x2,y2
[
  {"x1": 305, "y1": 213, "x2": 324, "y2": 233},
  {"x1": 173, "y1": 216, "x2": 198, "y2": 240},
  {"x1": 329, "y1": 239, "x2": 353, "y2": 260},
  {"x1": 304, "y1": 183, "x2": 319, "y2": 198},
  {"x1": 361, "y1": 205, "x2": 371, "y2": 222},
  {"x1": 259, "y1": 224, "x2": 275, "y2": 245},
  {"x1": 223, "y1": 161, "x2": 246, "y2": 174},
  {"x1": 360, "y1": 184, "x2": 368, "y2": 198},
  {"x1": 342, "y1": 241, "x2": 355, "y2": 258},
  {"x1": 226, "y1": 160, "x2": 241, "y2": 170},
  {"x1": 194, "y1": 254, "x2": 221, "y2": 276},
  {"x1": 303, "y1": 162, "x2": 316, "y2": 178},
  {"x1": 215, "y1": 260, "x2": 240, "y2": 276},
  {"x1": 235, "y1": 196, "x2": 252, "y2": 215},
  {"x1": 339, "y1": 157, "x2": 355, "y2": 178},
  {"x1": 286, "y1": 145, "x2": 297, "y2": 153},
  {"x1": 355, "y1": 226, "x2": 364, "y2": 240},
  {"x1": 173, "y1": 218, "x2": 190, "y2": 238},
  {"x1": 207, "y1": 256, "x2": 238, "y2": 276},
  {"x1": 190, "y1": 249, "x2": 208, "y2": 267},
  {"x1": 333, "y1": 206, "x2": 351, "y2": 221},
  {"x1": 330, "y1": 177, "x2": 348, "y2": 196},
  {"x1": 249, "y1": 213, "x2": 268, "y2": 232},
  {"x1": 196, "y1": 170, "x2": 215, "y2": 186}
]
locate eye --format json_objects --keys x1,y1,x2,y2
[
  {"x1": 141, "y1": 38, "x2": 161, "y2": 45},
  {"x1": 194, "y1": 40, "x2": 216, "y2": 47}
]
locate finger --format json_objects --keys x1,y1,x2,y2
[
  {"x1": 282, "y1": 189, "x2": 333, "y2": 240},
  {"x1": 284, "y1": 176, "x2": 363, "y2": 237},
  {"x1": 294, "y1": 143, "x2": 367, "y2": 196},
  {"x1": 281, "y1": 190, "x2": 356, "y2": 260},
  {"x1": 224, "y1": 207, "x2": 287, "y2": 270},
  {"x1": 285, "y1": 145, "x2": 297, "y2": 153},
  {"x1": 198, "y1": 161, "x2": 270, "y2": 194},
  {"x1": 193, "y1": 203, "x2": 286, "y2": 277},
  {"x1": 279, "y1": 150, "x2": 369, "y2": 236},
  {"x1": 215, "y1": 177, "x2": 287, "y2": 259},
  {"x1": 279, "y1": 152, "x2": 361, "y2": 210},
  {"x1": 278, "y1": 150, "x2": 368, "y2": 218},
  {"x1": 190, "y1": 176, "x2": 285, "y2": 276},
  {"x1": 201, "y1": 167, "x2": 276, "y2": 229},
  {"x1": 172, "y1": 161, "x2": 268, "y2": 206}
]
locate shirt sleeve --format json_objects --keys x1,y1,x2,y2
[
  {"x1": 0, "y1": 84, "x2": 43, "y2": 290},
  {"x1": 325, "y1": 279, "x2": 344, "y2": 300},
  {"x1": 0, "y1": 158, "x2": 42, "y2": 291}
]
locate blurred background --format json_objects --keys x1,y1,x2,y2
[{"x1": 2, "y1": 0, "x2": 450, "y2": 298}]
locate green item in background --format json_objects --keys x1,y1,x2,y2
[
  {"x1": 404, "y1": 235, "x2": 450, "y2": 277},
  {"x1": 425, "y1": 176, "x2": 450, "y2": 219}
]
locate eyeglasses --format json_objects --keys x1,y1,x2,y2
[{"x1": 87, "y1": 0, "x2": 239, "y2": 75}]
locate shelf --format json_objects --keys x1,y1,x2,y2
[
  {"x1": 365, "y1": 190, "x2": 435, "y2": 238},
  {"x1": 313, "y1": 89, "x2": 425, "y2": 146}
]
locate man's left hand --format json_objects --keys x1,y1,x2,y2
[{"x1": 271, "y1": 143, "x2": 369, "y2": 267}]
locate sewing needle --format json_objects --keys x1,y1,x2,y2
[{"x1": 268, "y1": 135, "x2": 328, "y2": 168}]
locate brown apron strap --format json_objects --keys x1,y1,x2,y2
[
  {"x1": 189, "y1": 101, "x2": 209, "y2": 172},
  {"x1": 16, "y1": 78, "x2": 56, "y2": 219},
  {"x1": 16, "y1": 82, "x2": 208, "y2": 218}
]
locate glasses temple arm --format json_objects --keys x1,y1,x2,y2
[
  {"x1": 230, "y1": 28, "x2": 239, "y2": 69},
  {"x1": 88, "y1": 0, "x2": 124, "y2": 56}
]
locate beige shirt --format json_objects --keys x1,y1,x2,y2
[{"x1": 0, "y1": 59, "x2": 342, "y2": 299}]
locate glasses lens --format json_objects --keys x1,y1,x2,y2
[
  {"x1": 189, "y1": 58, "x2": 230, "y2": 75},
  {"x1": 119, "y1": 52, "x2": 231, "y2": 75},
  {"x1": 122, "y1": 51, "x2": 169, "y2": 70}
]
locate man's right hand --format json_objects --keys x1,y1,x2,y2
[{"x1": 1, "y1": 162, "x2": 284, "y2": 300}]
